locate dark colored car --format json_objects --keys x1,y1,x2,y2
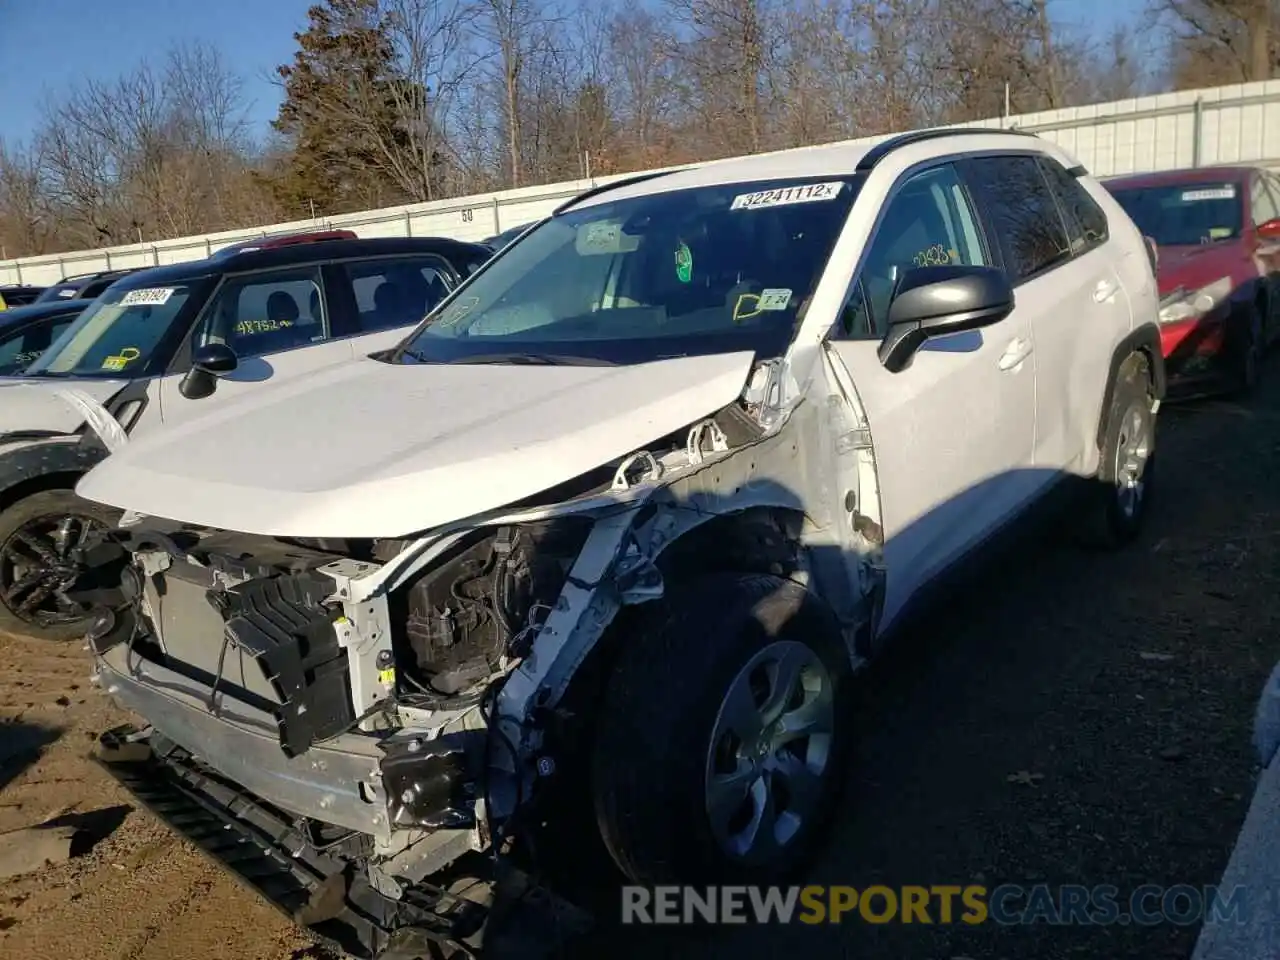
[
  {"x1": 0, "y1": 233, "x2": 494, "y2": 640},
  {"x1": 483, "y1": 221, "x2": 537, "y2": 251},
  {"x1": 0, "y1": 284, "x2": 47, "y2": 308},
  {"x1": 0, "y1": 299, "x2": 92, "y2": 375},
  {"x1": 210, "y1": 229, "x2": 359, "y2": 261},
  {"x1": 1105, "y1": 165, "x2": 1280, "y2": 397},
  {"x1": 34, "y1": 269, "x2": 140, "y2": 304}
]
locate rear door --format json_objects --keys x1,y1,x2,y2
[
  {"x1": 963, "y1": 154, "x2": 1132, "y2": 475},
  {"x1": 156, "y1": 264, "x2": 356, "y2": 426}
]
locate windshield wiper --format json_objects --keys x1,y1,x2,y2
[{"x1": 413, "y1": 352, "x2": 619, "y2": 367}]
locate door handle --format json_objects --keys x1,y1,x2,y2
[
  {"x1": 998, "y1": 336, "x2": 1032, "y2": 371},
  {"x1": 1093, "y1": 278, "x2": 1119, "y2": 302}
]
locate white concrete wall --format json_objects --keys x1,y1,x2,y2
[{"x1": 6, "y1": 79, "x2": 1280, "y2": 287}]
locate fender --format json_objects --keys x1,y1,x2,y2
[
  {"x1": 0, "y1": 379, "x2": 147, "y2": 507},
  {"x1": 1095, "y1": 322, "x2": 1166, "y2": 451},
  {"x1": 0, "y1": 435, "x2": 106, "y2": 507}
]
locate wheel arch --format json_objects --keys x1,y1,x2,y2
[
  {"x1": 0, "y1": 440, "x2": 103, "y2": 514},
  {"x1": 1095, "y1": 323, "x2": 1165, "y2": 456},
  {"x1": 554, "y1": 503, "x2": 851, "y2": 734}
]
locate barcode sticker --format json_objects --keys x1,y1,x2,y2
[{"x1": 120, "y1": 287, "x2": 175, "y2": 306}]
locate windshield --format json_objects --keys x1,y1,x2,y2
[
  {"x1": 34, "y1": 282, "x2": 84, "y2": 303},
  {"x1": 395, "y1": 176, "x2": 860, "y2": 366},
  {"x1": 25, "y1": 277, "x2": 213, "y2": 378},
  {"x1": 1109, "y1": 181, "x2": 1243, "y2": 246}
]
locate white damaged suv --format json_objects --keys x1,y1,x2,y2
[{"x1": 76, "y1": 128, "x2": 1162, "y2": 958}]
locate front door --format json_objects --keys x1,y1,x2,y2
[
  {"x1": 153, "y1": 265, "x2": 355, "y2": 431},
  {"x1": 824, "y1": 161, "x2": 1038, "y2": 631}
]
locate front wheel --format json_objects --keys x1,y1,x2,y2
[
  {"x1": 591, "y1": 573, "x2": 852, "y2": 886},
  {"x1": 0, "y1": 488, "x2": 119, "y2": 640}
]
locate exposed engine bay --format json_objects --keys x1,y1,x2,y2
[{"x1": 83, "y1": 358, "x2": 886, "y2": 959}]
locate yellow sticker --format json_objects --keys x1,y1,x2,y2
[
  {"x1": 439, "y1": 296, "x2": 479, "y2": 327},
  {"x1": 378, "y1": 668, "x2": 396, "y2": 685},
  {"x1": 912, "y1": 243, "x2": 956, "y2": 268},
  {"x1": 732, "y1": 293, "x2": 763, "y2": 324},
  {"x1": 235, "y1": 318, "x2": 292, "y2": 336},
  {"x1": 1209, "y1": 226, "x2": 1232, "y2": 239},
  {"x1": 101, "y1": 347, "x2": 141, "y2": 371}
]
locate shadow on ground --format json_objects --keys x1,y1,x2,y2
[
  {"x1": 0, "y1": 719, "x2": 62, "y2": 793},
  {"x1": 555, "y1": 357, "x2": 1280, "y2": 960}
]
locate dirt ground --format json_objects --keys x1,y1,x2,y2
[{"x1": 2, "y1": 361, "x2": 1280, "y2": 960}]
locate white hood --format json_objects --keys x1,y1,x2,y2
[
  {"x1": 0, "y1": 378, "x2": 129, "y2": 436},
  {"x1": 76, "y1": 353, "x2": 756, "y2": 538}
]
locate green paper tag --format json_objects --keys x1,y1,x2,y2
[{"x1": 675, "y1": 242, "x2": 692, "y2": 283}]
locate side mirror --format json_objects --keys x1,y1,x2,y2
[
  {"x1": 179, "y1": 342, "x2": 238, "y2": 400},
  {"x1": 1143, "y1": 235, "x2": 1159, "y2": 273},
  {"x1": 877, "y1": 265, "x2": 1015, "y2": 373},
  {"x1": 1258, "y1": 218, "x2": 1280, "y2": 240}
]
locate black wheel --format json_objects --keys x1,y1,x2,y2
[
  {"x1": 591, "y1": 572, "x2": 852, "y2": 886},
  {"x1": 1232, "y1": 303, "x2": 1264, "y2": 397},
  {"x1": 0, "y1": 489, "x2": 119, "y2": 640},
  {"x1": 1074, "y1": 352, "x2": 1157, "y2": 549}
]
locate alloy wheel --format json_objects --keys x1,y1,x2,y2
[
  {"x1": 0, "y1": 512, "x2": 105, "y2": 628},
  {"x1": 704, "y1": 639, "x2": 836, "y2": 865}
]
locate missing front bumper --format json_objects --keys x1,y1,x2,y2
[
  {"x1": 91, "y1": 726, "x2": 590, "y2": 960},
  {"x1": 91, "y1": 725, "x2": 476, "y2": 959}
]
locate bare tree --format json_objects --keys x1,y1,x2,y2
[
  {"x1": 476, "y1": 0, "x2": 563, "y2": 187},
  {"x1": 607, "y1": 8, "x2": 680, "y2": 162},
  {"x1": 1151, "y1": 0, "x2": 1276, "y2": 86}
]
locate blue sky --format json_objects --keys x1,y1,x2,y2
[
  {"x1": 0, "y1": 0, "x2": 315, "y2": 146},
  {"x1": 0, "y1": 0, "x2": 1145, "y2": 148}
]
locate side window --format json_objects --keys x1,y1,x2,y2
[
  {"x1": 1038, "y1": 157, "x2": 1109, "y2": 252},
  {"x1": 0, "y1": 325, "x2": 30, "y2": 372},
  {"x1": 965, "y1": 155, "x2": 1072, "y2": 282},
  {"x1": 198, "y1": 267, "x2": 326, "y2": 359},
  {"x1": 1251, "y1": 175, "x2": 1280, "y2": 227},
  {"x1": 342, "y1": 256, "x2": 454, "y2": 333},
  {"x1": 0, "y1": 316, "x2": 72, "y2": 373},
  {"x1": 837, "y1": 163, "x2": 988, "y2": 338}
]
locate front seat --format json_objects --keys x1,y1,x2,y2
[
  {"x1": 251, "y1": 290, "x2": 310, "y2": 352},
  {"x1": 267, "y1": 290, "x2": 300, "y2": 326},
  {"x1": 373, "y1": 281, "x2": 408, "y2": 330}
]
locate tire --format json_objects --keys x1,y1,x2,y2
[
  {"x1": 591, "y1": 572, "x2": 852, "y2": 886},
  {"x1": 1074, "y1": 352, "x2": 1157, "y2": 550},
  {"x1": 1231, "y1": 303, "x2": 1264, "y2": 398},
  {"x1": 0, "y1": 488, "x2": 120, "y2": 641}
]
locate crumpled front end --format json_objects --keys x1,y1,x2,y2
[
  {"x1": 84, "y1": 355, "x2": 884, "y2": 958},
  {"x1": 86, "y1": 524, "x2": 597, "y2": 959}
]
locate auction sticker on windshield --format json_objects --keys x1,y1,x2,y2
[
  {"x1": 1181, "y1": 187, "x2": 1235, "y2": 202},
  {"x1": 121, "y1": 287, "x2": 176, "y2": 306},
  {"x1": 731, "y1": 181, "x2": 844, "y2": 211}
]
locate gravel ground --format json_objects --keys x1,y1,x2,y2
[{"x1": 1, "y1": 360, "x2": 1279, "y2": 960}]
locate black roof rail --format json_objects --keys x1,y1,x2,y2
[
  {"x1": 554, "y1": 169, "x2": 686, "y2": 215},
  {"x1": 855, "y1": 126, "x2": 1039, "y2": 173}
]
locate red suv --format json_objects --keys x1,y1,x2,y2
[{"x1": 1105, "y1": 165, "x2": 1280, "y2": 397}]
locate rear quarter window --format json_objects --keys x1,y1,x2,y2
[{"x1": 1039, "y1": 158, "x2": 1109, "y2": 252}]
